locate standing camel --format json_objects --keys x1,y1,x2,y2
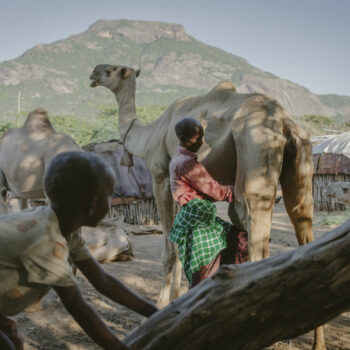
[
  {"x1": 0, "y1": 108, "x2": 135, "y2": 263},
  {"x1": 90, "y1": 65, "x2": 325, "y2": 349},
  {"x1": 0, "y1": 108, "x2": 81, "y2": 213}
]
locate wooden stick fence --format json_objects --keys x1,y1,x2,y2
[
  {"x1": 313, "y1": 174, "x2": 350, "y2": 211},
  {"x1": 108, "y1": 199, "x2": 160, "y2": 226}
]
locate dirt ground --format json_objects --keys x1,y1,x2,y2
[{"x1": 15, "y1": 201, "x2": 350, "y2": 350}]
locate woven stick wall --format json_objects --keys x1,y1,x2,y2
[
  {"x1": 108, "y1": 199, "x2": 160, "y2": 226},
  {"x1": 313, "y1": 174, "x2": 350, "y2": 211}
]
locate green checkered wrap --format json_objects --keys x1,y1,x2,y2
[{"x1": 169, "y1": 198, "x2": 232, "y2": 283}]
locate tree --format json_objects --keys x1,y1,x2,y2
[{"x1": 123, "y1": 219, "x2": 350, "y2": 350}]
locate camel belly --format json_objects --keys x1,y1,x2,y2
[
  {"x1": 6, "y1": 180, "x2": 44, "y2": 199},
  {"x1": 199, "y1": 140, "x2": 237, "y2": 185},
  {"x1": 2, "y1": 155, "x2": 45, "y2": 198}
]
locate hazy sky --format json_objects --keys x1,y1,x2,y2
[{"x1": 0, "y1": 0, "x2": 349, "y2": 96}]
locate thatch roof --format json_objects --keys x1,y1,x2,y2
[
  {"x1": 312, "y1": 132, "x2": 350, "y2": 175},
  {"x1": 311, "y1": 132, "x2": 350, "y2": 211},
  {"x1": 313, "y1": 131, "x2": 350, "y2": 158},
  {"x1": 313, "y1": 153, "x2": 350, "y2": 175}
]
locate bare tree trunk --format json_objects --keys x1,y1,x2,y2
[{"x1": 124, "y1": 220, "x2": 350, "y2": 350}]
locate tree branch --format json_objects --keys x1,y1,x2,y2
[{"x1": 124, "y1": 219, "x2": 350, "y2": 350}]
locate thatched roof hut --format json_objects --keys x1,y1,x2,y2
[
  {"x1": 83, "y1": 141, "x2": 160, "y2": 225},
  {"x1": 312, "y1": 132, "x2": 350, "y2": 211}
]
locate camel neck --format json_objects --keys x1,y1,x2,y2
[
  {"x1": 115, "y1": 84, "x2": 137, "y2": 135},
  {"x1": 113, "y1": 81, "x2": 154, "y2": 159},
  {"x1": 120, "y1": 118, "x2": 154, "y2": 159}
]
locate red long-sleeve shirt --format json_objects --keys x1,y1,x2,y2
[{"x1": 169, "y1": 147, "x2": 234, "y2": 206}]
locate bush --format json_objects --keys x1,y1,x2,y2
[{"x1": 303, "y1": 115, "x2": 335, "y2": 126}]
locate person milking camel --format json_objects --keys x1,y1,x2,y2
[{"x1": 169, "y1": 117, "x2": 248, "y2": 288}]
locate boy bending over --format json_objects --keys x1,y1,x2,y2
[
  {"x1": 169, "y1": 118, "x2": 248, "y2": 288},
  {"x1": 0, "y1": 151, "x2": 157, "y2": 350}
]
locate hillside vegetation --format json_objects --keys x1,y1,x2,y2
[{"x1": 0, "y1": 105, "x2": 167, "y2": 145}]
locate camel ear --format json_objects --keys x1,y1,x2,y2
[
  {"x1": 135, "y1": 69, "x2": 141, "y2": 78},
  {"x1": 120, "y1": 67, "x2": 130, "y2": 79}
]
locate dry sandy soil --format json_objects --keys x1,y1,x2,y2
[{"x1": 15, "y1": 201, "x2": 350, "y2": 350}]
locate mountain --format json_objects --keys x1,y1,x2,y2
[{"x1": 0, "y1": 19, "x2": 347, "y2": 119}]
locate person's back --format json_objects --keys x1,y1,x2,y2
[{"x1": 0, "y1": 205, "x2": 92, "y2": 317}]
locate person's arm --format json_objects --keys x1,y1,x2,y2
[
  {"x1": 54, "y1": 285, "x2": 128, "y2": 350},
  {"x1": 75, "y1": 257, "x2": 158, "y2": 317},
  {"x1": 0, "y1": 317, "x2": 22, "y2": 350},
  {"x1": 183, "y1": 159, "x2": 234, "y2": 202},
  {"x1": 0, "y1": 331, "x2": 15, "y2": 350}
]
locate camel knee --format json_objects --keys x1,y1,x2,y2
[
  {"x1": 249, "y1": 231, "x2": 270, "y2": 261},
  {"x1": 161, "y1": 239, "x2": 177, "y2": 273},
  {"x1": 162, "y1": 254, "x2": 176, "y2": 274},
  {"x1": 293, "y1": 217, "x2": 314, "y2": 245},
  {"x1": 248, "y1": 202, "x2": 275, "y2": 261}
]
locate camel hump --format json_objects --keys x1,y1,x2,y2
[
  {"x1": 23, "y1": 108, "x2": 55, "y2": 131},
  {"x1": 211, "y1": 81, "x2": 236, "y2": 93},
  {"x1": 204, "y1": 81, "x2": 236, "y2": 102}
]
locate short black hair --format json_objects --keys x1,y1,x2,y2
[
  {"x1": 175, "y1": 117, "x2": 203, "y2": 142},
  {"x1": 44, "y1": 151, "x2": 116, "y2": 208}
]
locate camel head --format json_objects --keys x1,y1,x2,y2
[
  {"x1": 90, "y1": 64, "x2": 141, "y2": 92},
  {"x1": 324, "y1": 182, "x2": 350, "y2": 206}
]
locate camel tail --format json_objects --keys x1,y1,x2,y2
[{"x1": 280, "y1": 119, "x2": 314, "y2": 245}]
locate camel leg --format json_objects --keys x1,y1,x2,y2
[
  {"x1": 229, "y1": 195, "x2": 275, "y2": 262},
  {"x1": 0, "y1": 171, "x2": 9, "y2": 215},
  {"x1": 280, "y1": 137, "x2": 326, "y2": 350},
  {"x1": 232, "y1": 130, "x2": 282, "y2": 262},
  {"x1": 245, "y1": 189, "x2": 276, "y2": 262},
  {"x1": 279, "y1": 164, "x2": 314, "y2": 246},
  {"x1": 18, "y1": 198, "x2": 29, "y2": 210},
  {"x1": 172, "y1": 257, "x2": 183, "y2": 299},
  {"x1": 152, "y1": 177, "x2": 177, "y2": 308}
]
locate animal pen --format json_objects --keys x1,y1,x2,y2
[
  {"x1": 83, "y1": 141, "x2": 160, "y2": 225},
  {"x1": 312, "y1": 132, "x2": 350, "y2": 211}
]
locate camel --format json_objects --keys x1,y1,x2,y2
[
  {"x1": 324, "y1": 181, "x2": 350, "y2": 206},
  {"x1": 0, "y1": 108, "x2": 81, "y2": 213},
  {"x1": 81, "y1": 216, "x2": 134, "y2": 263},
  {"x1": 90, "y1": 64, "x2": 325, "y2": 349},
  {"x1": 0, "y1": 108, "x2": 134, "y2": 263}
]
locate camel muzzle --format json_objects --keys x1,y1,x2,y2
[{"x1": 90, "y1": 80, "x2": 99, "y2": 87}]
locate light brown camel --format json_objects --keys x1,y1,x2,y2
[
  {"x1": 90, "y1": 64, "x2": 325, "y2": 349},
  {"x1": 81, "y1": 216, "x2": 134, "y2": 263},
  {"x1": 0, "y1": 108, "x2": 81, "y2": 212},
  {"x1": 0, "y1": 108, "x2": 134, "y2": 263}
]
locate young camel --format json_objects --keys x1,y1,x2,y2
[{"x1": 90, "y1": 64, "x2": 325, "y2": 349}]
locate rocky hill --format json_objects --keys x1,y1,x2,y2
[{"x1": 0, "y1": 19, "x2": 347, "y2": 119}]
